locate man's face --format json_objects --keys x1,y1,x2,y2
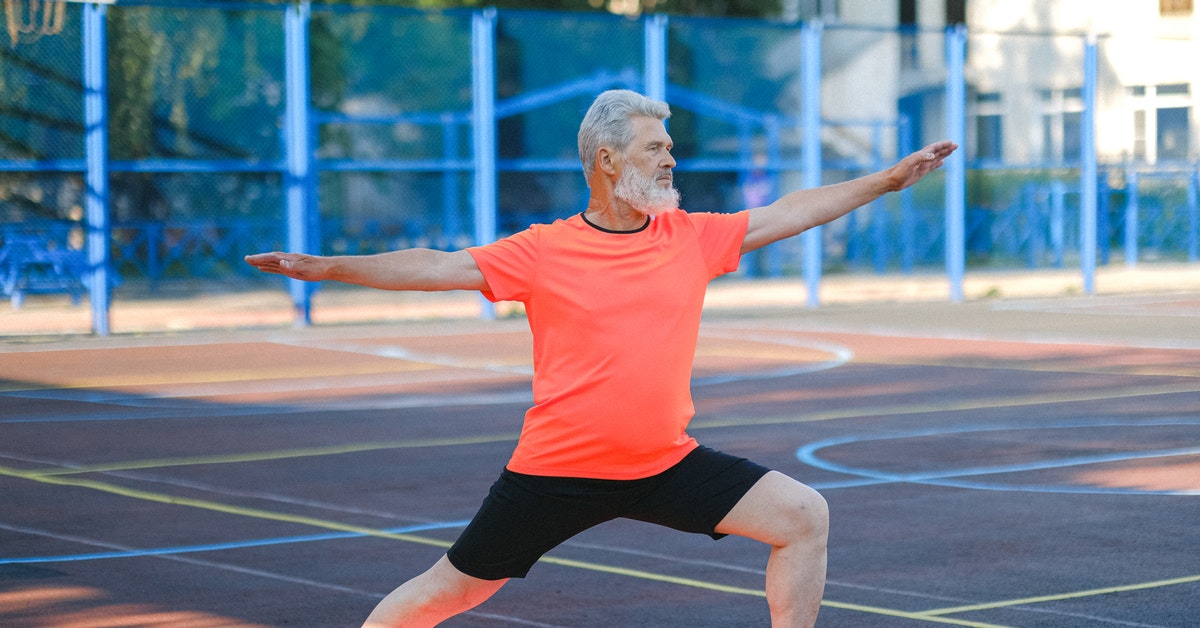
[{"x1": 613, "y1": 116, "x2": 679, "y2": 217}]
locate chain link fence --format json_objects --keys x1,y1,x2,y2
[{"x1": 2, "y1": 0, "x2": 1197, "y2": 329}]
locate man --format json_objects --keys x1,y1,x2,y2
[{"x1": 246, "y1": 89, "x2": 956, "y2": 627}]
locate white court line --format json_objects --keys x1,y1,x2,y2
[
  {"x1": 764, "y1": 318, "x2": 1200, "y2": 351},
  {"x1": 0, "y1": 522, "x2": 566, "y2": 628},
  {"x1": 268, "y1": 336, "x2": 534, "y2": 376},
  {"x1": 798, "y1": 418, "x2": 1200, "y2": 496},
  {"x1": 2, "y1": 329, "x2": 855, "y2": 416}
]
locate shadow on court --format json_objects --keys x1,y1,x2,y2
[{"x1": 2, "y1": 296, "x2": 1199, "y2": 627}]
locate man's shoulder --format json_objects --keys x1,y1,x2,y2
[
  {"x1": 520, "y1": 212, "x2": 584, "y2": 234},
  {"x1": 664, "y1": 208, "x2": 746, "y2": 228}
]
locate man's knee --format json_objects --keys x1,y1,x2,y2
[
  {"x1": 717, "y1": 471, "x2": 828, "y2": 546},
  {"x1": 781, "y1": 480, "x2": 829, "y2": 544},
  {"x1": 422, "y1": 556, "x2": 508, "y2": 607}
]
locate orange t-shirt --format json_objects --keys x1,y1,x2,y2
[{"x1": 467, "y1": 209, "x2": 748, "y2": 480}]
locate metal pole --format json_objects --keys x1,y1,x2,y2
[
  {"x1": 472, "y1": 9, "x2": 498, "y2": 320},
  {"x1": 1051, "y1": 180, "x2": 1065, "y2": 268},
  {"x1": 443, "y1": 120, "x2": 461, "y2": 245},
  {"x1": 1188, "y1": 170, "x2": 1199, "y2": 262},
  {"x1": 1080, "y1": 33, "x2": 1098, "y2": 294},
  {"x1": 643, "y1": 14, "x2": 668, "y2": 102},
  {"x1": 1124, "y1": 168, "x2": 1138, "y2": 267},
  {"x1": 284, "y1": 0, "x2": 313, "y2": 326},
  {"x1": 944, "y1": 24, "x2": 967, "y2": 303},
  {"x1": 898, "y1": 114, "x2": 916, "y2": 273},
  {"x1": 83, "y1": 2, "x2": 110, "y2": 336},
  {"x1": 800, "y1": 19, "x2": 823, "y2": 308}
]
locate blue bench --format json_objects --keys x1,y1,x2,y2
[{"x1": 0, "y1": 231, "x2": 89, "y2": 308}]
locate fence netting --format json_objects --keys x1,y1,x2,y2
[{"x1": 1, "y1": 1, "x2": 1196, "y2": 320}]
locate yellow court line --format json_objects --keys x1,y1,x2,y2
[
  {"x1": 2, "y1": 463, "x2": 1007, "y2": 627},
  {"x1": 692, "y1": 382, "x2": 1200, "y2": 430},
  {"x1": 29, "y1": 433, "x2": 521, "y2": 477},
  {"x1": 537, "y1": 557, "x2": 1012, "y2": 628},
  {"x1": 920, "y1": 573, "x2": 1200, "y2": 616},
  {"x1": 0, "y1": 464, "x2": 454, "y2": 552},
  {"x1": 20, "y1": 382, "x2": 1199, "y2": 478}
]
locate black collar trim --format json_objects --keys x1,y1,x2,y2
[{"x1": 580, "y1": 212, "x2": 651, "y2": 234}]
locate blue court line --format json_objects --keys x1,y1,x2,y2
[
  {"x1": 798, "y1": 418, "x2": 1200, "y2": 496},
  {"x1": 0, "y1": 520, "x2": 470, "y2": 565}
]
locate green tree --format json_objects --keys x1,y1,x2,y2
[{"x1": 212, "y1": 0, "x2": 782, "y2": 19}]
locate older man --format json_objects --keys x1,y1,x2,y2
[{"x1": 246, "y1": 89, "x2": 956, "y2": 627}]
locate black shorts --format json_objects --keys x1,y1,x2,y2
[{"x1": 446, "y1": 446, "x2": 772, "y2": 580}]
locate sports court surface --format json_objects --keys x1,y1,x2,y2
[{"x1": 2, "y1": 290, "x2": 1199, "y2": 627}]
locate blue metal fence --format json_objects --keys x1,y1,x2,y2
[{"x1": 1, "y1": 1, "x2": 1197, "y2": 334}]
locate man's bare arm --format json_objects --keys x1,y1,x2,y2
[
  {"x1": 244, "y1": 248, "x2": 488, "y2": 292},
  {"x1": 741, "y1": 140, "x2": 957, "y2": 254}
]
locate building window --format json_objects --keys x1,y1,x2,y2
[
  {"x1": 1128, "y1": 83, "x2": 1193, "y2": 163},
  {"x1": 899, "y1": 0, "x2": 918, "y2": 69},
  {"x1": 1158, "y1": 83, "x2": 1191, "y2": 96},
  {"x1": 972, "y1": 92, "x2": 1003, "y2": 161},
  {"x1": 1158, "y1": 107, "x2": 1191, "y2": 161},
  {"x1": 1040, "y1": 88, "x2": 1084, "y2": 162},
  {"x1": 1159, "y1": 0, "x2": 1193, "y2": 16},
  {"x1": 1133, "y1": 110, "x2": 1147, "y2": 160},
  {"x1": 946, "y1": 0, "x2": 966, "y2": 25},
  {"x1": 787, "y1": 0, "x2": 840, "y2": 21}
]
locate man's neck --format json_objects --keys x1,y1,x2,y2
[{"x1": 583, "y1": 198, "x2": 649, "y2": 232}]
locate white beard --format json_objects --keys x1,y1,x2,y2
[{"x1": 614, "y1": 163, "x2": 680, "y2": 217}]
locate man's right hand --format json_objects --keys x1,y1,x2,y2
[{"x1": 244, "y1": 252, "x2": 330, "y2": 282}]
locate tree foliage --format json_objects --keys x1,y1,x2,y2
[{"x1": 223, "y1": 0, "x2": 783, "y2": 19}]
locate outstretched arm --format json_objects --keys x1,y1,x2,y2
[
  {"x1": 244, "y1": 248, "x2": 488, "y2": 292},
  {"x1": 741, "y1": 140, "x2": 957, "y2": 254}
]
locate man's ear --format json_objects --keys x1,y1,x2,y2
[{"x1": 596, "y1": 146, "x2": 620, "y2": 176}]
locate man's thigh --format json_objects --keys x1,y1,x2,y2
[
  {"x1": 446, "y1": 470, "x2": 619, "y2": 580},
  {"x1": 624, "y1": 446, "x2": 771, "y2": 538}
]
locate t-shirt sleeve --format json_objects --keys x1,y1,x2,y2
[
  {"x1": 688, "y1": 210, "x2": 749, "y2": 278},
  {"x1": 466, "y1": 227, "x2": 539, "y2": 302}
]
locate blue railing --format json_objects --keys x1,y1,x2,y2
[{"x1": 3, "y1": 2, "x2": 1198, "y2": 334}]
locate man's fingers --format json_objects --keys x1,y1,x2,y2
[
  {"x1": 244, "y1": 252, "x2": 281, "y2": 265},
  {"x1": 244, "y1": 252, "x2": 295, "y2": 275},
  {"x1": 924, "y1": 140, "x2": 958, "y2": 159}
]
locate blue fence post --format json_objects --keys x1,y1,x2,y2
[
  {"x1": 898, "y1": 114, "x2": 916, "y2": 273},
  {"x1": 284, "y1": 0, "x2": 313, "y2": 326},
  {"x1": 1097, "y1": 168, "x2": 1111, "y2": 264},
  {"x1": 870, "y1": 123, "x2": 887, "y2": 273},
  {"x1": 643, "y1": 14, "x2": 668, "y2": 102},
  {"x1": 1188, "y1": 169, "x2": 1199, "y2": 262},
  {"x1": 1024, "y1": 184, "x2": 1041, "y2": 268},
  {"x1": 800, "y1": 19, "x2": 823, "y2": 308},
  {"x1": 443, "y1": 120, "x2": 462, "y2": 245},
  {"x1": 1124, "y1": 167, "x2": 1139, "y2": 266},
  {"x1": 83, "y1": 1, "x2": 110, "y2": 336},
  {"x1": 1050, "y1": 180, "x2": 1065, "y2": 268},
  {"x1": 944, "y1": 24, "x2": 967, "y2": 303},
  {"x1": 472, "y1": 8, "x2": 498, "y2": 320},
  {"x1": 1080, "y1": 33, "x2": 1098, "y2": 294}
]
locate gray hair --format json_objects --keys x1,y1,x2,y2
[{"x1": 577, "y1": 89, "x2": 671, "y2": 182}]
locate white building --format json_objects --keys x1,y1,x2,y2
[{"x1": 810, "y1": 0, "x2": 1197, "y2": 165}]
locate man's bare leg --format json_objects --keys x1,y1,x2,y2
[
  {"x1": 715, "y1": 471, "x2": 829, "y2": 627},
  {"x1": 362, "y1": 555, "x2": 508, "y2": 628}
]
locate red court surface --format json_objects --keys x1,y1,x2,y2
[{"x1": 2, "y1": 293, "x2": 1199, "y2": 627}]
